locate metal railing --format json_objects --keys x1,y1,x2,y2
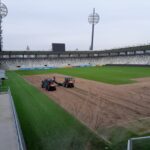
[
  {"x1": 127, "y1": 136, "x2": 150, "y2": 150},
  {"x1": 7, "y1": 88, "x2": 27, "y2": 150}
]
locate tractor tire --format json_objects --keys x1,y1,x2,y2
[
  {"x1": 41, "y1": 84, "x2": 44, "y2": 88},
  {"x1": 49, "y1": 86, "x2": 56, "y2": 91}
]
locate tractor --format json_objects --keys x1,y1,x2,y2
[
  {"x1": 63, "y1": 77, "x2": 75, "y2": 88},
  {"x1": 41, "y1": 79, "x2": 56, "y2": 91}
]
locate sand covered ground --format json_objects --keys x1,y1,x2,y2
[{"x1": 24, "y1": 74, "x2": 150, "y2": 131}]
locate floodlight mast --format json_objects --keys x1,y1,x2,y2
[
  {"x1": 0, "y1": 0, "x2": 8, "y2": 51},
  {"x1": 88, "y1": 8, "x2": 100, "y2": 50}
]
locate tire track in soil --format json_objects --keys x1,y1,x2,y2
[{"x1": 24, "y1": 74, "x2": 150, "y2": 129}]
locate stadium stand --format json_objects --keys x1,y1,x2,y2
[
  {"x1": 0, "y1": 55, "x2": 150, "y2": 70},
  {"x1": 0, "y1": 45, "x2": 150, "y2": 70}
]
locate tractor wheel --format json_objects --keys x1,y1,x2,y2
[
  {"x1": 41, "y1": 84, "x2": 44, "y2": 88},
  {"x1": 49, "y1": 86, "x2": 56, "y2": 91}
]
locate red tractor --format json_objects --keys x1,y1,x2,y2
[
  {"x1": 41, "y1": 79, "x2": 56, "y2": 91},
  {"x1": 63, "y1": 77, "x2": 75, "y2": 88}
]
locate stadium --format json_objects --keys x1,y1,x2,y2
[
  {"x1": 1, "y1": 44, "x2": 150, "y2": 150},
  {"x1": 0, "y1": 0, "x2": 150, "y2": 150}
]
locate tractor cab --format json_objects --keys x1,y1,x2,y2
[
  {"x1": 41, "y1": 78, "x2": 56, "y2": 91},
  {"x1": 63, "y1": 77, "x2": 75, "y2": 88}
]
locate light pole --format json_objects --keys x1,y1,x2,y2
[
  {"x1": 88, "y1": 8, "x2": 100, "y2": 50},
  {"x1": 0, "y1": 1, "x2": 8, "y2": 51}
]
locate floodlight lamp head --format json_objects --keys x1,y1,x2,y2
[
  {"x1": 88, "y1": 9, "x2": 100, "y2": 25},
  {"x1": 88, "y1": 13, "x2": 100, "y2": 25},
  {"x1": 0, "y1": 3, "x2": 8, "y2": 18}
]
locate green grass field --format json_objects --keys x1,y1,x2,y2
[
  {"x1": 5, "y1": 66, "x2": 150, "y2": 150},
  {"x1": 6, "y1": 71, "x2": 110, "y2": 150},
  {"x1": 17, "y1": 66, "x2": 150, "y2": 84}
]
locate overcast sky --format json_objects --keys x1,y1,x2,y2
[{"x1": 2, "y1": 0, "x2": 150, "y2": 51}]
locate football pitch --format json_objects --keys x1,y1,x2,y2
[
  {"x1": 16, "y1": 66, "x2": 150, "y2": 84},
  {"x1": 5, "y1": 66, "x2": 150, "y2": 150}
]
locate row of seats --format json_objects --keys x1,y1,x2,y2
[{"x1": 1, "y1": 55, "x2": 150, "y2": 70}]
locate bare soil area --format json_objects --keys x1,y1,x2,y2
[{"x1": 24, "y1": 74, "x2": 150, "y2": 131}]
